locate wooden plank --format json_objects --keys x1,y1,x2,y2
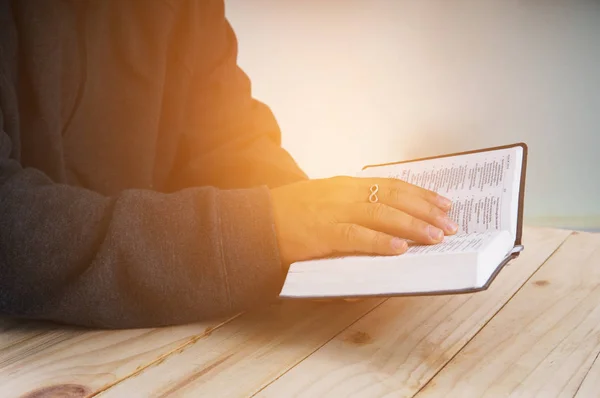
[
  {"x1": 0, "y1": 319, "x2": 53, "y2": 351},
  {"x1": 576, "y1": 351, "x2": 600, "y2": 397},
  {"x1": 101, "y1": 227, "x2": 570, "y2": 397},
  {"x1": 0, "y1": 315, "x2": 236, "y2": 397},
  {"x1": 100, "y1": 298, "x2": 385, "y2": 397},
  {"x1": 416, "y1": 231, "x2": 600, "y2": 398},
  {"x1": 253, "y1": 227, "x2": 571, "y2": 398}
]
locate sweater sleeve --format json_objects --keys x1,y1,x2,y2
[{"x1": 0, "y1": 137, "x2": 285, "y2": 328}]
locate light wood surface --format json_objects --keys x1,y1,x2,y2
[
  {"x1": 2, "y1": 226, "x2": 598, "y2": 398},
  {"x1": 415, "y1": 231, "x2": 600, "y2": 398},
  {"x1": 576, "y1": 351, "x2": 600, "y2": 397},
  {"x1": 256, "y1": 227, "x2": 571, "y2": 398},
  {"x1": 102, "y1": 298, "x2": 385, "y2": 397},
  {"x1": 0, "y1": 316, "x2": 235, "y2": 397},
  {"x1": 0, "y1": 319, "x2": 53, "y2": 351}
]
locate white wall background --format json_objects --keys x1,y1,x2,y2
[{"x1": 225, "y1": 0, "x2": 600, "y2": 228}]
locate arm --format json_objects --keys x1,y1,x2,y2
[
  {"x1": 168, "y1": 2, "x2": 308, "y2": 192},
  {"x1": 0, "y1": 137, "x2": 285, "y2": 329}
]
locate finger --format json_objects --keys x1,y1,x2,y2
[
  {"x1": 359, "y1": 177, "x2": 452, "y2": 212},
  {"x1": 343, "y1": 202, "x2": 447, "y2": 244},
  {"x1": 377, "y1": 191, "x2": 458, "y2": 235},
  {"x1": 330, "y1": 223, "x2": 408, "y2": 256},
  {"x1": 386, "y1": 179, "x2": 451, "y2": 211}
]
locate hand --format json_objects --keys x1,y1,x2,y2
[{"x1": 270, "y1": 176, "x2": 458, "y2": 265}]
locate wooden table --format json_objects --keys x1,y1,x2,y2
[{"x1": 2, "y1": 227, "x2": 600, "y2": 398}]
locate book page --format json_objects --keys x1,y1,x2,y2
[
  {"x1": 359, "y1": 146, "x2": 523, "y2": 238},
  {"x1": 402, "y1": 231, "x2": 499, "y2": 256}
]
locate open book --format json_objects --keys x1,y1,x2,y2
[{"x1": 280, "y1": 143, "x2": 528, "y2": 299}]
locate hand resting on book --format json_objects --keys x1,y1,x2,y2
[
  {"x1": 270, "y1": 176, "x2": 459, "y2": 267},
  {"x1": 278, "y1": 144, "x2": 526, "y2": 299}
]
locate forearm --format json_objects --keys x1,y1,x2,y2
[{"x1": 0, "y1": 157, "x2": 284, "y2": 329}]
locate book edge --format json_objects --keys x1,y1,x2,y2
[{"x1": 278, "y1": 250, "x2": 521, "y2": 300}]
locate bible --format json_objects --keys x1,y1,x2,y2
[{"x1": 280, "y1": 143, "x2": 527, "y2": 299}]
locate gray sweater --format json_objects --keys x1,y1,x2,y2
[{"x1": 0, "y1": 0, "x2": 307, "y2": 328}]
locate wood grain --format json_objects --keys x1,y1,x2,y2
[
  {"x1": 0, "y1": 319, "x2": 53, "y2": 351},
  {"x1": 100, "y1": 227, "x2": 570, "y2": 397},
  {"x1": 576, "y1": 351, "x2": 600, "y2": 397},
  {"x1": 0, "y1": 315, "x2": 235, "y2": 397},
  {"x1": 416, "y1": 231, "x2": 600, "y2": 398},
  {"x1": 100, "y1": 298, "x2": 385, "y2": 397},
  {"x1": 255, "y1": 227, "x2": 571, "y2": 398}
]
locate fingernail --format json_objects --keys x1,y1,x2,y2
[
  {"x1": 428, "y1": 226, "x2": 444, "y2": 241},
  {"x1": 437, "y1": 195, "x2": 452, "y2": 210},
  {"x1": 443, "y1": 218, "x2": 459, "y2": 234},
  {"x1": 391, "y1": 238, "x2": 408, "y2": 252}
]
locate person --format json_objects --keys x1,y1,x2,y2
[{"x1": 0, "y1": 0, "x2": 458, "y2": 329}]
